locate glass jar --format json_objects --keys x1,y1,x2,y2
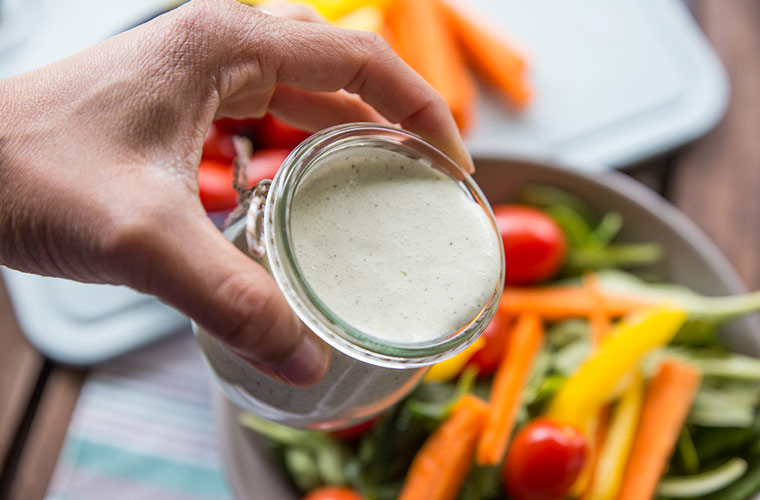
[{"x1": 195, "y1": 123, "x2": 505, "y2": 430}]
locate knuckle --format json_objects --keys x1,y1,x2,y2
[
  {"x1": 353, "y1": 30, "x2": 392, "y2": 57},
  {"x1": 172, "y1": 0, "x2": 216, "y2": 36}
]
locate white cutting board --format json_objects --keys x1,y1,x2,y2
[
  {"x1": 464, "y1": 0, "x2": 728, "y2": 169},
  {"x1": 0, "y1": 0, "x2": 728, "y2": 364}
]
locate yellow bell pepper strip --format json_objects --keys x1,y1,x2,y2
[
  {"x1": 424, "y1": 337, "x2": 485, "y2": 383},
  {"x1": 569, "y1": 273, "x2": 613, "y2": 496},
  {"x1": 582, "y1": 372, "x2": 645, "y2": 500},
  {"x1": 546, "y1": 305, "x2": 687, "y2": 430},
  {"x1": 236, "y1": 0, "x2": 393, "y2": 21},
  {"x1": 301, "y1": 0, "x2": 394, "y2": 20}
]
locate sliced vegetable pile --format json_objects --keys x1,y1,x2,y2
[{"x1": 241, "y1": 185, "x2": 760, "y2": 500}]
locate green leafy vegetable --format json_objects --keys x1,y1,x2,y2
[
  {"x1": 689, "y1": 381, "x2": 760, "y2": 428},
  {"x1": 521, "y1": 185, "x2": 664, "y2": 275},
  {"x1": 676, "y1": 427, "x2": 700, "y2": 475},
  {"x1": 595, "y1": 270, "x2": 760, "y2": 345}
]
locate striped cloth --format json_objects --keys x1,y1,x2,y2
[{"x1": 46, "y1": 331, "x2": 233, "y2": 500}]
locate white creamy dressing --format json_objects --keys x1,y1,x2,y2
[{"x1": 290, "y1": 148, "x2": 502, "y2": 344}]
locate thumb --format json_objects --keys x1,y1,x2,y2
[{"x1": 125, "y1": 212, "x2": 331, "y2": 387}]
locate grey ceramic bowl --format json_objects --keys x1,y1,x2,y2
[{"x1": 212, "y1": 156, "x2": 760, "y2": 500}]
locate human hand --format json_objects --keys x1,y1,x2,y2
[{"x1": 0, "y1": 0, "x2": 471, "y2": 385}]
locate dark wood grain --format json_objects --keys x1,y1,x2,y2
[
  {"x1": 669, "y1": 0, "x2": 760, "y2": 289},
  {"x1": 7, "y1": 366, "x2": 86, "y2": 500},
  {"x1": 0, "y1": 277, "x2": 44, "y2": 475},
  {"x1": 623, "y1": 157, "x2": 672, "y2": 197}
]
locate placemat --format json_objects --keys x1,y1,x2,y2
[{"x1": 45, "y1": 331, "x2": 232, "y2": 500}]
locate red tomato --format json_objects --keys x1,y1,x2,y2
[
  {"x1": 493, "y1": 205, "x2": 566, "y2": 286},
  {"x1": 213, "y1": 117, "x2": 262, "y2": 137},
  {"x1": 466, "y1": 311, "x2": 510, "y2": 376},
  {"x1": 303, "y1": 487, "x2": 363, "y2": 500},
  {"x1": 197, "y1": 159, "x2": 236, "y2": 212},
  {"x1": 202, "y1": 123, "x2": 237, "y2": 163},
  {"x1": 503, "y1": 418, "x2": 587, "y2": 500},
  {"x1": 246, "y1": 148, "x2": 290, "y2": 184},
  {"x1": 257, "y1": 114, "x2": 311, "y2": 149},
  {"x1": 330, "y1": 415, "x2": 381, "y2": 441},
  {"x1": 197, "y1": 149, "x2": 290, "y2": 212}
]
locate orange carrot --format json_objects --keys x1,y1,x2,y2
[
  {"x1": 618, "y1": 360, "x2": 702, "y2": 500},
  {"x1": 398, "y1": 394, "x2": 489, "y2": 500},
  {"x1": 576, "y1": 406, "x2": 610, "y2": 498},
  {"x1": 499, "y1": 286, "x2": 653, "y2": 320},
  {"x1": 386, "y1": 0, "x2": 476, "y2": 131},
  {"x1": 477, "y1": 313, "x2": 544, "y2": 466},
  {"x1": 437, "y1": 0, "x2": 531, "y2": 108},
  {"x1": 584, "y1": 273, "x2": 612, "y2": 345}
]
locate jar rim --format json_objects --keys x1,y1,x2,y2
[{"x1": 262, "y1": 123, "x2": 505, "y2": 368}]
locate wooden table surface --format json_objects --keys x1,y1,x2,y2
[{"x1": 1, "y1": 1, "x2": 759, "y2": 498}]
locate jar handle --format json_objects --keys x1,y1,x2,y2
[{"x1": 245, "y1": 180, "x2": 271, "y2": 259}]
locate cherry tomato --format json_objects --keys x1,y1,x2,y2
[
  {"x1": 330, "y1": 415, "x2": 381, "y2": 441},
  {"x1": 197, "y1": 159, "x2": 236, "y2": 212},
  {"x1": 246, "y1": 148, "x2": 291, "y2": 184},
  {"x1": 213, "y1": 117, "x2": 262, "y2": 137},
  {"x1": 466, "y1": 311, "x2": 510, "y2": 376},
  {"x1": 503, "y1": 418, "x2": 587, "y2": 500},
  {"x1": 493, "y1": 205, "x2": 566, "y2": 286},
  {"x1": 197, "y1": 149, "x2": 290, "y2": 212},
  {"x1": 302, "y1": 487, "x2": 363, "y2": 500},
  {"x1": 257, "y1": 113, "x2": 311, "y2": 149},
  {"x1": 202, "y1": 123, "x2": 237, "y2": 163}
]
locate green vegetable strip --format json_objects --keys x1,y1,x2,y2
[
  {"x1": 590, "y1": 211, "x2": 623, "y2": 246},
  {"x1": 677, "y1": 428, "x2": 700, "y2": 475},
  {"x1": 657, "y1": 457, "x2": 748, "y2": 498},
  {"x1": 567, "y1": 243, "x2": 664, "y2": 270}
]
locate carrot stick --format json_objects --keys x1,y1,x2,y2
[
  {"x1": 386, "y1": 0, "x2": 476, "y2": 131},
  {"x1": 618, "y1": 360, "x2": 702, "y2": 500},
  {"x1": 584, "y1": 273, "x2": 612, "y2": 344},
  {"x1": 436, "y1": 0, "x2": 531, "y2": 108},
  {"x1": 477, "y1": 313, "x2": 544, "y2": 466},
  {"x1": 398, "y1": 394, "x2": 489, "y2": 500},
  {"x1": 499, "y1": 286, "x2": 653, "y2": 320},
  {"x1": 575, "y1": 406, "x2": 609, "y2": 497}
]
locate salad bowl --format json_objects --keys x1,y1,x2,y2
[{"x1": 212, "y1": 155, "x2": 760, "y2": 500}]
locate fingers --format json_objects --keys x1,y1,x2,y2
[
  {"x1": 267, "y1": 85, "x2": 390, "y2": 132},
  {"x1": 264, "y1": 19, "x2": 474, "y2": 172},
  {"x1": 200, "y1": 1, "x2": 474, "y2": 172},
  {"x1": 116, "y1": 208, "x2": 331, "y2": 387}
]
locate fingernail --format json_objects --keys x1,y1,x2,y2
[
  {"x1": 272, "y1": 333, "x2": 331, "y2": 387},
  {"x1": 460, "y1": 147, "x2": 475, "y2": 174}
]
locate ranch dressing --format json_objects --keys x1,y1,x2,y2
[{"x1": 290, "y1": 149, "x2": 501, "y2": 344}]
